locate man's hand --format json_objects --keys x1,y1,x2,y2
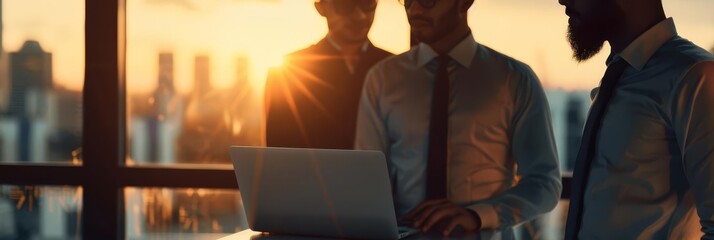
[{"x1": 402, "y1": 199, "x2": 482, "y2": 237}]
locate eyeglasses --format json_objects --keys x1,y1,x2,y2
[
  {"x1": 398, "y1": 0, "x2": 438, "y2": 9},
  {"x1": 326, "y1": 0, "x2": 378, "y2": 15}
]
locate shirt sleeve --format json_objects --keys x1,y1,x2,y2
[
  {"x1": 467, "y1": 64, "x2": 562, "y2": 230},
  {"x1": 672, "y1": 61, "x2": 714, "y2": 237},
  {"x1": 354, "y1": 67, "x2": 390, "y2": 153}
]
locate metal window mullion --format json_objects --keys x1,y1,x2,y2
[
  {"x1": 0, "y1": 165, "x2": 84, "y2": 186},
  {"x1": 117, "y1": 167, "x2": 238, "y2": 189},
  {"x1": 83, "y1": 0, "x2": 124, "y2": 239}
]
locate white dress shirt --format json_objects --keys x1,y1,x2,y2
[
  {"x1": 579, "y1": 18, "x2": 714, "y2": 239},
  {"x1": 355, "y1": 33, "x2": 562, "y2": 239}
]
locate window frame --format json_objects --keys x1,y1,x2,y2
[{"x1": 0, "y1": 1, "x2": 571, "y2": 239}]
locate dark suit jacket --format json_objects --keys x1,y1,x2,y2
[{"x1": 265, "y1": 38, "x2": 392, "y2": 149}]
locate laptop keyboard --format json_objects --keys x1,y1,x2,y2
[{"x1": 398, "y1": 226, "x2": 420, "y2": 238}]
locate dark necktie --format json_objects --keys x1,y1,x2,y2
[
  {"x1": 426, "y1": 55, "x2": 451, "y2": 200},
  {"x1": 564, "y1": 58, "x2": 629, "y2": 239}
]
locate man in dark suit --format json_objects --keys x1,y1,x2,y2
[{"x1": 265, "y1": 0, "x2": 392, "y2": 149}]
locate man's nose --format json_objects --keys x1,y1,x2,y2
[{"x1": 558, "y1": 0, "x2": 569, "y2": 6}]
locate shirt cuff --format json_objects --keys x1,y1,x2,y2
[{"x1": 468, "y1": 204, "x2": 499, "y2": 230}]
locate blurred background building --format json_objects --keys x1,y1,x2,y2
[
  {"x1": 0, "y1": 33, "x2": 82, "y2": 240},
  {"x1": 0, "y1": 0, "x2": 712, "y2": 239}
]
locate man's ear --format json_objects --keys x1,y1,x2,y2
[
  {"x1": 613, "y1": 0, "x2": 633, "y2": 14},
  {"x1": 315, "y1": 1, "x2": 327, "y2": 17}
]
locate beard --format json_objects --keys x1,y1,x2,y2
[{"x1": 567, "y1": 0, "x2": 624, "y2": 62}]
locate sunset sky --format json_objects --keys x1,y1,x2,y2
[{"x1": 3, "y1": 0, "x2": 713, "y2": 94}]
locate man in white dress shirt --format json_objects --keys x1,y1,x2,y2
[
  {"x1": 354, "y1": 0, "x2": 561, "y2": 238},
  {"x1": 558, "y1": 0, "x2": 714, "y2": 238}
]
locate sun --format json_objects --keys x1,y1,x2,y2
[{"x1": 253, "y1": 52, "x2": 285, "y2": 70}]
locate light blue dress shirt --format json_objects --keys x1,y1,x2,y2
[
  {"x1": 579, "y1": 18, "x2": 714, "y2": 239},
  {"x1": 355, "y1": 33, "x2": 561, "y2": 239}
]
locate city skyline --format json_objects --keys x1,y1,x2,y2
[{"x1": 2, "y1": 0, "x2": 713, "y2": 94}]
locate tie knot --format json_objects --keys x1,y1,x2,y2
[
  {"x1": 428, "y1": 55, "x2": 451, "y2": 73},
  {"x1": 436, "y1": 55, "x2": 451, "y2": 66},
  {"x1": 600, "y1": 57, "x2": 630, "y2": 86}
]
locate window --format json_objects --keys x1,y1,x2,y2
[
  {"x1": 0, "y1": 0, "x2": 711, "y2": 239},
  {"x1": 125, "y1": 0, "x2": 410, "y2": 166},
  {"x1": 0, "y1": 0, "x2": 84, "y2": 164},
  {"x1": 0, "y1": 185, "x2": 82, "y2": 239},
  {"x1": 0, "y1": 0, "x2": 84, "y2": 238},
  {"x1": 124, "y1": 187, "x2": 246, "y2": 239}
]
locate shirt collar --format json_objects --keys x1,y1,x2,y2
[
  {"x1": 326, "y1": 35, "x2": 370, "y2": 53},
  {"x1": 416, "y1": 33, "x2": 478, "y2": 68},
  {"x1": 608, "y1": 18, "x2": 677, "y2": 70}
]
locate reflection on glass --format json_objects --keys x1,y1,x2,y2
[
  {"x1": 125, "y1": 188, "x2": 247, "y2": 239},
  {"x1": 126, "y1": 52, "x2": 258, "y2": 166},
  {"x1": 0, "y1": 0, "x2": 84, "y2": 164},
  {"x1": 545, "y1": 90, "x2": 590, "y2": 173},
  {"x1": 124, "y1": 0, "x2": 411, "y2": 165},
  {"x1": 122, "y1": 0, "x2": 714, "y2": 169},
  {"x1": 0, "y1": 185, "x2": 82, "y2": 239}
]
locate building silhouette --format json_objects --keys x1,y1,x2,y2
[
  {"x1": 154, "y1": 52, "x2": 176, "y2": 117},
  {"x1": 0, "y1": 0, "x2": 8, "y2": 110},
  {"x1": 8, "y1": 41, "x2": 52, "y2": 119},
  {"x1": 0, "y1": 39, "x2": 82, "y2": 239},
  {"x1": 0, "y1": 0, "x2": 3, "y2": 55},
  {"x1": 4, "y1": 40, "x2": 52, "y2": 163},
  {"x1": 129, "y1": 52, "x2": 183, "y2": 164},
  {"x1": 194, "y1": 55, "x2": 211, "y2": 98},
  {"x1": 226, "y1": 56, "x2": 261, "y2": 146},
  {"x1": 47, "y1": 86, "x2": 82, "y2": 161},
  {"x1": 565, "y1": 96, "x2": 585, "y2": 170},
  {"x1": 544, "y1": 88, "x2": 590, "y2": 171},
  {"x1": 535, "y1": 88, "x2": 589, "y2": 240},
  {"x1": 179, "y1": 54, "x2": 229, "y2": 164}
]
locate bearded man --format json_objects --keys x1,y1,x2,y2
[{"x1": 558, "y1": 0, "x2": 714, "y2": 238}]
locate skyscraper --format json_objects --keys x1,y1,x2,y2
[
  {"x1": 0, "y1": 40, "x2": 53, "y2": 163},
  {"x1": 234, "y1": 56, "x2": 249, "y2": 92},
  {"x1": 194, "y1": 55, "x2": 211, "y2": 98},
  {"x1": 8, "y1": 40, "x2": 52, "y2": 118},
  {"x1": 228, "y1": 56, "x2": 261, "y2": 146},
  {"x1": 0, "y1": 0, "x2": 4, "y2": 55},
  {"x1": 154, "y1": 52, "x2": 175, "y2": 117},
  {"x1": 0, "y1": 0, "x2": 9, "y2": 111},
  {"x1": 157, "y1": 53, "x2": 174, "y2": 92},
  {"x1": 150, "y1": 52, "x2": 182, "y2": 163},
  {"x1": 178, "y1": 54, "x2": 229, "y2": 164},
  {"x1": 565, "y1": 97, "x2": 585, "y2": 171}
]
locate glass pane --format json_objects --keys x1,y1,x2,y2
[
  {"x1": 124, "y1": 187, "x2": 247, "y2": 239},
  {"x1": 544, "y1": 91, "x2": 590, "y2": 174},
  {"x1": 0, "y1": 0, "x2": 85, "y2": 164},
  {"x1": 0, "y1": 185, "x2": 82, "y2": 239},
  {"x1": 124, "y1": 0, "x2": 409, "y2": 165},
  {"x1": 124, "y1": 0, "x2": 713, "y2": 168},
  {"x1": 467, "y1": 1, "x2": 714, "y2": 173}
]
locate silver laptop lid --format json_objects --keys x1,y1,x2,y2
[{"x1": 230, "y1": 146, "x2": 400, "y2": 240}]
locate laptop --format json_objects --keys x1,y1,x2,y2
[{"x1": 230, "y1": 146, "x2": 420, "y2": 240}]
